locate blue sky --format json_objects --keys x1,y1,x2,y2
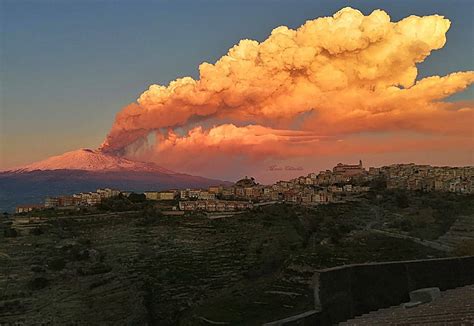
[{"x1": 1, "y1": 0, "x2": 473, "y2": 169}]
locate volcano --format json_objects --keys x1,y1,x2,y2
[
  {"x1": 7, "y1": 148, "x2": 175, "y2": 173},
  {"x1": 0, "y1": 149, "x2": 231, "y2": 212}
]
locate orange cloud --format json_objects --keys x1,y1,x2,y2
[
  {"x1": 100, "y1": 7, "x2": 473, "y2": 174},
  {"x1": 153, "y1": 124, "x2": 325, "y2": 158},
  {"x1": 127, "y1": 124, "x2": 472, "y2": 176}
]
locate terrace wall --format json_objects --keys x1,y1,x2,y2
[{"x1": 314, "y1": 256, "x2": 474, "y2": 325}]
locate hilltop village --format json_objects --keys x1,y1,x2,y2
[
  {"x1": 4, "y1": 161, "x2": 474, "y2": 325},
  {"x1": 15, "y1": 161, "x2": 474, "y2": 214},
  {"x1": 3, "y1": 161, "x2": 474, "y2": 325}
]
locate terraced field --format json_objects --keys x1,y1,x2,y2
[
  {"x1": 1, "y1": 208, "x2": 306, "y2": 325},
  {"x1": 0, "y1": 194, "x2": 470, "y2": 325}
]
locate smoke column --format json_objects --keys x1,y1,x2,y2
[{"x1": 100, "y1": 7, "x2": 473, "y2": 171}]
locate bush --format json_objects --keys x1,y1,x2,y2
[
  {"x1": 136, "y1": 207, "x2": 163, "y2": 226},
  {"x1": 48, "y1": 258, "x2": 66, "y2": 271},
  {"x1": 31, "y1": 265, "x2": 45, "y2": 273},
  {"x1": 129, "y1": 193, "x2": 146, "y2": 203},
  {"x1": 453, "y1": 240, "x2": 474, "y2": 256},
  {"x1": 29, "y1": 227, "x2": 44, "y2": 236},
  {"x1": 3, "y1": 228, "x2": 18, "y2": 237},
  {"x1": 78, "y1": 238, "x2": 91, "y2": 246},
  {"x1": 244, "y1": 256, "x2": 283, "y2": 279},
  {"x1": 77, "y1": 263, "x2": 112, "y2": 276},
  {"x1": 28, "y1": 277, "x2": 49, "y2": 290},
  {"x1": 66, "y1": 245, "x2": 90, "y2": 261},
  {"x1": 400, "y1": 219, "x2": 413, "y2": 232},
  {"x1": 395, "y1": 192, "x2": 409, "y2": 208}
]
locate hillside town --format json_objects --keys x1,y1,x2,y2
[{"x1": 14, "y1": 161, "x2": 474, "y2": 214}]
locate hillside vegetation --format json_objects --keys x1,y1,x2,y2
[{"x1": 1, "y1": 190, "x2": 472, "y2": 325}]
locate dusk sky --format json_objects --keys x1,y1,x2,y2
[{"x1": 1, "y1": 0, "x2": 473, "y2": 183}]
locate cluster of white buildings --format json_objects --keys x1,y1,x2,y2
[
  {"x1": 45, "y1": 188, "x2": 121, "y2": 207},
  {"x1": 141, "y1": 163, "x2": 371, "y2": 211},
  {"x1": 15, "y1": 162, "x2": 473, "y2": 215},
  {"x1": 144, "y1": 190, "x2": 176, "y2": 201},
  {"x1": 178, "y1": 200, "x2": 253, "y2": 212},
  {"x1": 372, "y1": 164, "x2": 474, "y2": 194},
  {"x1": 16, "y1": 188, "x2": 121, "y2": 213},
  {"x1": 166, "y1": 161, "x2": 473, "y2": 210}
]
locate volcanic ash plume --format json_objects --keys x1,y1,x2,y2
[{"x1": 100, "y1": 7, "x2": 474, "y2": 165}]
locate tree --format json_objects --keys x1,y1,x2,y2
[
  {"x1": 395, "y1": 192, "x2": 409, "y2": 208},
  {"x1": 129, "y1": 193, "x2": 146, "y2": 203}
]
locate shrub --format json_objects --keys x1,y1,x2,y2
[
  {"x1": 78, "y1": 238, "x2": 91, "y2": 246},
  {"x1": 28, "y1": 277, "x2": 49, "y2": 290},
  {"x1": 31, "y1": 265, "x2": 45, "y2": 273},
  {"x1": 129, "y1": 193, "x2": 146, "y2": 203},
  {"x1": 48, "y1": 258, "x2": 66, "y2": 271},
  {"x1": 453, "y1": 240, "x2": 474, "y2": 256},
  {"x1": 77, "y1": 263, "x2": 112, "y2": 276},
  {"x1": 3, "y1": 228, "x2": 18, "y2": 237},
  {"x1": 29, "y1": 227, "x2": 44, "y2": 236},
  {"x1": 400, "y1": 219, "x2": 413, "y2": 232},
  {"x1": 395, "y1": 192, "x2": 409, "y2": 208}
]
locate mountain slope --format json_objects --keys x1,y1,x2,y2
[
  {"x1": 0, "y1": 149, "x2": 231, "y2": 212},
  {"x1": 6, "y1": 148, "x2": 174, "y2": 173}
]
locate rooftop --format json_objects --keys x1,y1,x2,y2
[{"x1": 340, "y1": 284, "x2": 474, "y2": 325}]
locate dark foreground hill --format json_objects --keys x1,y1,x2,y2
[
  {"x1": 0, "y1": 170, "x2": 230, "y2": 212},
  {"x1": 2, "y1": 192, "x2": 473, "y2": 325}
]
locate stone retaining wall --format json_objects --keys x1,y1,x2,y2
[{"x1": 314, "y1": 256, "x2": 474, "y2": 325}]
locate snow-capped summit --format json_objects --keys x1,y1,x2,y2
[
  {"x1": 0, "y1": 148, "x2": 231, "y2": 213},
  {"x1": 6, "y1": 148, "x2": 174, "y2": 174}
]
